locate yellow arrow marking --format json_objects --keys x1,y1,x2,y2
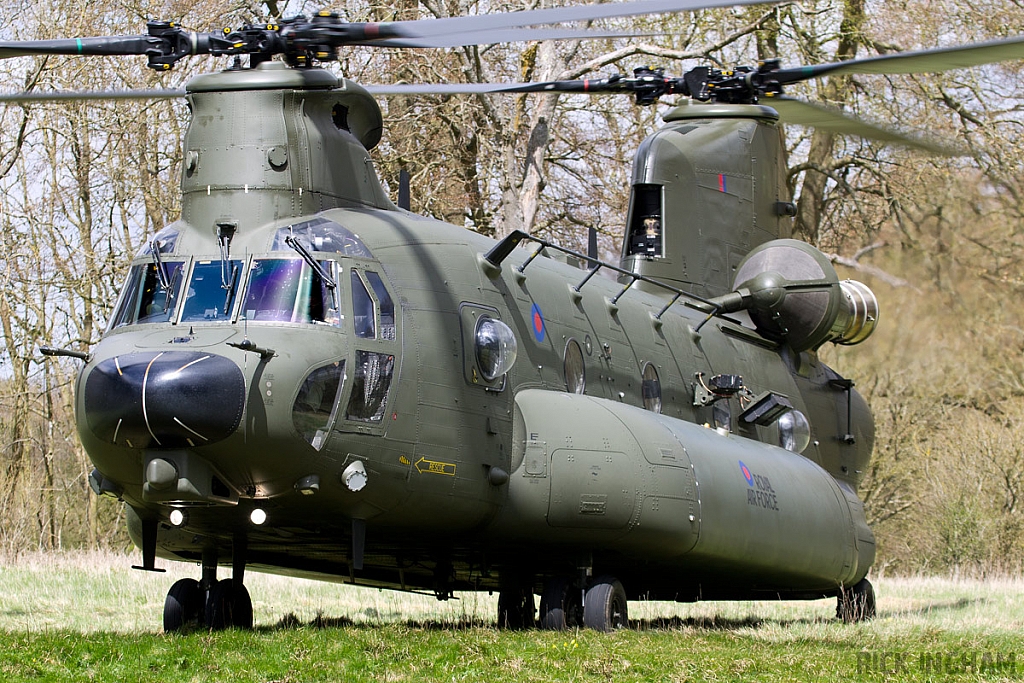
[{"x1": 414, "y1": 457, "x2": 456, "y2": 476}]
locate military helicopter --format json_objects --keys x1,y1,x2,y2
[{"x1": 3, "y1": 0, "x2": 1023, "y2": 632}]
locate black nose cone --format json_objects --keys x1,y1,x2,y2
[{"x1": 84, "y1": 351, "x2": 245, "y2": 448}]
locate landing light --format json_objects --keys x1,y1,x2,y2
[
  {"x1": 250, "y1": 508, "x2": 268, "y2": 525},
  {"x1": 169, "y1": 509, "x2": 187, "y2": 526},
  {"x1": 295, "y1": 474, "x2": 320, "y2": 496}
]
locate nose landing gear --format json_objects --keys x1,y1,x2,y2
[
  {"x1": 163, "y1": 545, "x2": 253, "y2": 632},
  {"x1": 163, "y1": 578, "x2": 204, "y2": 631},
  {"x1": 163, "y1": 577, "x2": 253, "y2": 630},
  {"x1": 163, "y1": 576, "x2": 254, "y2": 632}
]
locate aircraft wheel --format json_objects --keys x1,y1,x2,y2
[
  {"x1": 206, "y1": 578, "x2": 253, "y2": 630},
  {"x1": 836, "y1": 578, "x2": 875, "y2": 623},
  {"x1": 583, "y1": 576, "x2": 628, "y2": 632},
  {"x1": 163, "y1": 578, "x2": 204, "y2": 633},
  {"x1": 497, "y1": 585, "x2": 535, "y2": 630},
  {"x1": 539, "y1": 577, "x2": 582, "y2": 630}
]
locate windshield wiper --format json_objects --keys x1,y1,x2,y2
[
  {"x1": 285, "y1": 234, "x2": 336, "y2": 289},
  {"x1": 151, "y1": 239, "x2": 171, "y2": 290},
  {"x1": 223, "y1": 262, "x2": 239, "y2": 315}
]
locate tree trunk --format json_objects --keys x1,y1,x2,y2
[{"x1": 793, "y1": 0, "x2": 865, "y2": 244}]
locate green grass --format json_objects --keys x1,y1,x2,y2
[{"x1": 1, "y1": 552, "x2": 1023, "y2": 681}]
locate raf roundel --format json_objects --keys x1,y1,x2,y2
[
  {"x1": 530, "y1": 302, "x2": 546, "y2": 343},
  {"x1": 739, "y1": 461, "x2": 754, "y2": 487}
]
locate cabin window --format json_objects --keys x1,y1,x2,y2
[
  {"x1": 625, "y1": 183, "x2": 663, "y2": 258},
  {"x1": 180, "y1": 260, "x2": 243, "y2": 322},
  {"x1": 293, "y1": 360, "x2": 346, "y2": 450},
  {"x1": 109, "y1": 261, "x2": 185, "y2": 328},
  {"x1": 241, "y1": 258, "x2": 339, "y2": 325},
  {"x1": 564, "y1": 339, "x2": 585, "y2": 394},
  {"x1": 346, "y1": 351, "x2": 395, "y2": 422},
  {"x1": 642, "y1": 363, "x2": 662, "y2": 413}
]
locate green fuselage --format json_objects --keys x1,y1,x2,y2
[{"x1": 79, "y1": 204, "x2": 874, "y2": 601}]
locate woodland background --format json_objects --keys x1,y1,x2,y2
[{"x1": 0, "y1": 0, "x2": 1022, "y2": 575}]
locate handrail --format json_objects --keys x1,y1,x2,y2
[{"x1": 483, "y1": 230, "x2": 723, "y2": 329}]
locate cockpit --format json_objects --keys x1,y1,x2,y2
[
  {"x1": 107, "y1": 218, "x2": 392, "y2": 335},
  {"x1": 102, "y1": 218, "x2": 400, "y2": 451}
]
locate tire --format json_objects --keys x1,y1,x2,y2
[
  {"x1": 206, "y1": 578, "x2": 253, "y2": 630},
  {"x1": 539, "y1": 577, "x2": 582, "y2": 630},
  {"x1": 497, "y1": 586, "x2": 535, "y2": 630},
  {"x1": 164, "y1": 578, "x2": 204, "y2": 633},
  {"x1": 836, "y1": 578, "x2": 876, "y2": 623},
  {"x1": 583, "y1": 576, "x2": 628, "y2": 632}
]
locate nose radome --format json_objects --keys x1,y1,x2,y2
[{"x1": 84, "y1": 351, "x2": 245, "y2": 449}]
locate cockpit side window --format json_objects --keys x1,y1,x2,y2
[
  {"x1": 109, "y1": 262, "x2": 185, "y2": 329},
  {"x1": 351, "y1": 269, "x2": 396, "y2": 340},
  {"x1": 344, "y1": 269, "x2": 398, "y2": 425},
  {"x1": 242, "y1": 258, "x2": 340, "y2": 326},
  {"x1": 351, "y1": 270, "x2": 376, "y2": 338},
  {"x1": 365, "y1": 271, "x2": 396, "y2": 341}
]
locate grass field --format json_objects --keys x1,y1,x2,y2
[{"x1": 1, "y1": 552, "x2": 1023, "y2": 682}]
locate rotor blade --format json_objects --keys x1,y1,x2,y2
[
  {"x1": 767, "y1": 95, "x2": 962, "y2": 155},
  {"x1": 389, "y1": 0, "x2": 784, "y2": 42},
  {"x1": 370, "y1": 27, "x2": 670, "y2": 48},
  {"x1": 0, "y1": 89, "x2": 186, "y2": 103},
  {"x1": 775, "y1": 34, "x2": 1024, "y2": 83},
  {"x1": 364, "y1": 77, "x2": 636, "y2": 95},
  {"x1": 0, "y1": 35, "x2": 161, "y2": 59},
  {"x1": 364, "y1": 82, "x2": 549, "y2": 95},
  {"x1": 365, "y1": 73, "x2": 673, "y2": 102}
]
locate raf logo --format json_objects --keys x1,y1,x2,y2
[{"x1": 740, "y1": 461, "x2": 779, "y2": 512}]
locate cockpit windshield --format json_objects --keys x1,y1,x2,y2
[
  {"x1": 109, "y1": 262, "x2": 185, "y2": 329},
  {"x1": 180, "y1": 260, "x2": 242, "y2": 323},
  {"x1": 241, "y1": 258, "x2": 340, "y2": 325}
]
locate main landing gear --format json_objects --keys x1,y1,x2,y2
[
  {"x1": 163, "y1": 547, "x2": 253, "y2": 632},
  {"x1": 836, "y1": 577, "x2": 876, "y2": 623},
  {"x1": 498, "y1": 574, "x2": 629, "y2": 632}
]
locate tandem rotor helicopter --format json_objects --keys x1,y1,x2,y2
[{"x1": 3, "y1": 0, "x2": 1023, "y2": 632}]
